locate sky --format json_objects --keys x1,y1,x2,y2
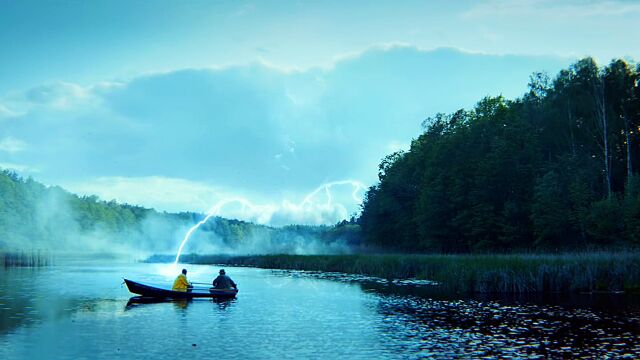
[{"x1": 1, "y1": 0, "x2": 638, "y2": 226}]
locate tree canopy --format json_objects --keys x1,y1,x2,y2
[
  {"x1": 0, "y1": 170, "x2": 358, "y2": 254},
  {"x1": 359, "y1": 58, "x2": 640, "y2": 252}
]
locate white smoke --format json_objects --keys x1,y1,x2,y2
[
  {"x1": 1, "y1": 177, "x2": 361, "y2": 259},
  {"x1": 173, "y1": 180, "x2": 364, "y2": 262}
]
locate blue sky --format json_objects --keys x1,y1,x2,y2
[{"x1": 1, "y1": 0, "x2": 638, "y2": 225}]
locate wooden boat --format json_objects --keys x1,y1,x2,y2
[{"x1": 124, "y1": 279, "x2": 238, "y2": 299}]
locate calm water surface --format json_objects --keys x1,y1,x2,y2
[{"x1": 1, "y1": 261, "x2": 639, "y2": 359}]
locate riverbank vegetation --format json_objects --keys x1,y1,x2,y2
[
  {"x1": 172, "y1": 253, "x2": 640, "y2": 294},
  {"x1": 1, "y1": 251, "x2": 51, "y2": 268},
  {"x1": 360, "y1": 58, "x2": 640, "y2": 252}
]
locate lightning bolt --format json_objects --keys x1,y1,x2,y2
[
  {"x1": 173, "y1": 197, "x2": 256, "y2": 264},
  {"x1": 173, "y1": 180, "x2": 366, "y2": 264},
  {"x1": 300, "y1": 180, "x2": 365, "y2": 207}
]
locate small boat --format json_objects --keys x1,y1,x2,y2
[{"x1": 124, "y1": 279, "x2": 238, "y2": 299}]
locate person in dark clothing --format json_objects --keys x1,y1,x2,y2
[{"x1": 212, "y1": 269, "x2": 237, "y2": 290}]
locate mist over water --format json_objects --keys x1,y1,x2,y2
[
  {"x1": 173, "y1": 180, "x2": 363, "y2": 262},
  {"x1": 0, "y1": 177, "x2": 359, "y2": 259}
]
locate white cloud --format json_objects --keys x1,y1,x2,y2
[
  {"x1": 0, "y1": 137, "x2": 27, "y2": 153},
  {"x1": 0, "y1": 82, "x2": 99, "y2": 122},
  {"x1": 0, "y1": 104, "x2": 23, "y2": 119},
  {"x1": 63, "y1": 176, "x2": 223, "y2": 213},
  {"x1": 3, "y1": 46, "x2": 569, "y2": 224},
  {"x1": 64, "y1": 176, "x2": 365, "y2": 226},
  {"x1": 24, "y1": 81, "x2": 93, "y2": 109}
]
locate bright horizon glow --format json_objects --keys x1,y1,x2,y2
[{"x1": 173, "y1": 180, "x2": 365, "y2": 263}]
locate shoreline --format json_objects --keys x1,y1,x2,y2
[{"x1": 147, "y1": 252, "x2": 640, "y2": 294}]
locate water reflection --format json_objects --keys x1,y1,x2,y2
[
  {"x1": 268, "y1": 268, "x2": 640, "y2": 358},
  {"x1": 373, "y1": 295, "x2": 640, "y2": 358},
  {"x1": 212, "y1": 297, "x2": 236, "y2": 310},
  {"x1": 124, "y1": 296, "x2": 236, "y2": 312},
  {"x1": 1, "y1": 263, "x2": 639, "y2": 359},
  {"x1": 0, "y1": 267, "x2": 78, "y2": 334}
]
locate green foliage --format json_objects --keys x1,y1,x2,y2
[
  {"x1": 622, "y1": 176, "x2": 640, "y2": 246},
  {"x1": 182, "y1": 252, "x2": 640, "y2": 294},
  {"x1": 585, "y1": 197, "x2": 624, "y2": 245},
  {"x1": 531, "y1": 171, "x2": 569, "y2": 248},
  {"x1": 360, "y1": 58, "x2": 640, "y2": 252},
  {"x1": 0, "y1": 169, "x2": 156, "y2": 250},
  {"x1": 0, "y1": 170, "x2": 359, "y2": 253}
]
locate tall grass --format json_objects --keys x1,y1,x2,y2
[
  {"x1": 180, "y1": 252, "x2": 640, "y2": 294},
  {"x1": 1, "y1": 251, "x2": 51, "y2": 268}
]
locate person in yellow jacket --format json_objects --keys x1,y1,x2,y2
[{"x1": 172, "y1": 268, "x2": 192, "y2": 292}]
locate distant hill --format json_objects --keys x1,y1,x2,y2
[{"x1": 0, "y1": 170, "x2": 360, "y2": 255}]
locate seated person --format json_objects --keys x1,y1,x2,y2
[
  {"x1": 172, "y1": 268, "x2": 192, "y2": 292},
  {"x1": 212, "y1": 269, "x2": 237, "y2": 290}
]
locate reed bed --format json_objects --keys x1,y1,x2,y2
[
  {"x1": 180, "y1": 252, "x2": 640, "y2": 294},
  {"x1": 1, "y1": 251, "x2": 51, "y2": 268}
]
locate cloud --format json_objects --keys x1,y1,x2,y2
[
  {"x1": 64, "y1": 176, "x2": 365, "y2": 226},
  {"x1": 0, "y1": 46, "x2": 570, "y2": 224},
  {"x1": 0, "y1": 104, "x2": 23, "y2": 119},
  {"x1": 22, "y1": 82, "x2": 93, "y2": 110},
  {"x1": 0, "y1": 137, "x2": 27, "y2": 153},
  {"x1": 63, "y1": 176, "x2": 223, "y2": 213},
  {"x1": 0, "y1": 81, "x2": 101, "y2": 127}
]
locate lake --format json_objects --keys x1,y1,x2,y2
[{"x1": 1, "y1": 260, "x2": 639, "y2": 359}]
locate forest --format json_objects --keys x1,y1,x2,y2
[
  {"x1": 0, "y1": 170, "x2": 358, "y2": 254},
  {"x1": 359, "y1": 58, "x2": 640, "y2": 252}
]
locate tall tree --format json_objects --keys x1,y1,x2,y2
[{"x1": 359, "y1": 57, "x2": 640, "y2": 253}]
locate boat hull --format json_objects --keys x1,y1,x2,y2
[{"x1": 124, "y1": 279, "x2": 238, "y2": 299}]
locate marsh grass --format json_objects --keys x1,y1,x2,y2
[
  {"x1": 176, "y1": 252, "x2": 640, "y2": 294},
  {"x1": 1, "y1": 251, "x2": 51, "y2": 268}
]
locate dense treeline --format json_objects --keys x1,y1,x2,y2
[
  {"x1": 0, "y1": 170, "x2": 153, "y2": 249},
  {"x1": 183, "y1": 253, "x2": 640, "y2": 294},
  {"x1": 360, "y1": 58, "x2": 640, "y2": 252},
  {"x1": 0, "y1": 170, "x2": 357, "y2": 253}
]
